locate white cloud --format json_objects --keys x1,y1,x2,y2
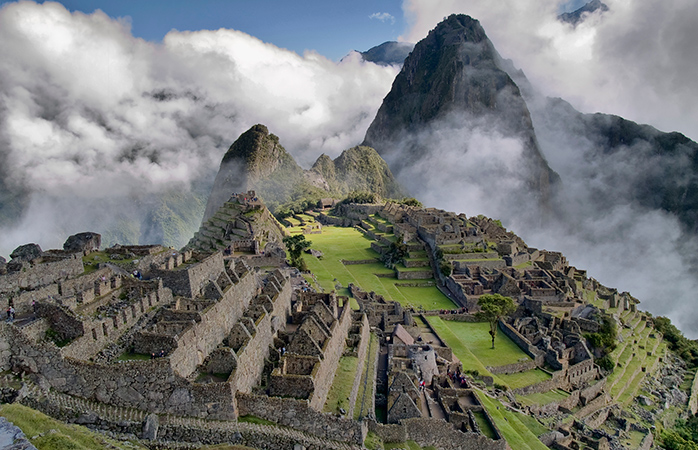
[
  {"x1": 0, "y1": 1, "x2": 399, "y2": 253},
  {"x1": 399, "y1": 0, "x2": 698, "y2": 336},
  {"x1": 369, "y1": 12, "x2": 396, "y2": 24},
  {"x1": 400, "y1": 0, "x2": 698, "y2": 142}
]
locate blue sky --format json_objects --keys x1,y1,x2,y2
[{"x1": 0, "y1": 0, "x2": 408, "y2": 60}]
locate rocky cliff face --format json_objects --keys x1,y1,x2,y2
[
  {"x1": 202, "y1": 124, "x2": 304, "y2": 222},
  {"x1": 363, "y1": 14, "x2": 558, "y2": 212}
]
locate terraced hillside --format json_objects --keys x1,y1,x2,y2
[{"x1": 287, "y1": 213, "x2": 456, "y2": 311}]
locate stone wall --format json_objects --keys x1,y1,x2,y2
[
  {"x1": 689, "y1": 370, "x2": 698, "y2": 415},
  {"x1": 0, "y1": 254, "x2": 84, "y2": 293},
  {"x1": 487, "y1": 360, "x2": 538, "y2": 375},
  {"x1": 346, "y1": 313, "x2": 370, "y2": 418},
  {"x1": 308, "y1": 303, "x2": 354, "y2": 410},
  {"x1": 567, "y1": 359, "x2": 597, "y2": 388},
  {"x1": 168, "y1": 270, "x2": 258, "y2": 378},
  {"x1": 236, "y1": 393, "x2": 366, "y2": 444},
  {"x1": 61, "y1": 280, "x2": 172, "y2": 360},
  {"x1": 153, "y1": 252, "x2": 225, "y2": 298},
  {"x1": 0, "y1": 323, "x2": 236, "y2": 419},
  {"x1": 231, "y1": 275, "x2": 292, "y2": 393},
  {"x1": 452, "y1": 259, "x2": 506, "y2": 272},
  {"x1": 499, "y1": 320, "x2": 544, "y2": 365},
  {"x1": 12, "y1": 284, "x2": 60, "y2": 316},
  {"x1": 396, "y1": 269, "x2": 433, "y2": 280},
  {"x1": 402, "y1": 417, "x2": 506, "y2": 450},
  {"x1": 580, "y1": 378, "x2": 606, "y2": 405}
]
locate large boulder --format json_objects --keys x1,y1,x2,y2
[
  {"x1": 63, "y1": 232, "x2": 102, "y2": 253},
  {"x1": 9, "y1": 243, "x2": 42, "y2": 262}
]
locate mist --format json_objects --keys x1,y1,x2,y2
[
  {"x1": 391, "y1": 1, "x2": 698, "y2": 337},
  {"x1": 402, "y1": 0, "x2": 698, "y2": 143},
  {"x1": 0, "y1": 1, "x2": 399, "y2": 255}
]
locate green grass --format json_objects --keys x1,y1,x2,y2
[
  {"x1": 355, "y1": 333, "x2": 379, "y2": 420},
  {"x1": 478, "y1": 394, "x2": 549, "y2": 450},
  {"x1": 238, "y1": 415, "x2": 276, "y2": 426},
  {"x1": 517, "y1": 389, "x2": 569, "y2": 406},
  {"x1": 324, "y1": 355, "x2": 360, "y2": 414},
  {"x1": 496, "y1": 369, "x2": 551, "y2": 390},
  {"x1": 428, "y1": 318, "x2": 532, "y2": 368},
  {"x1": 473, "y1": 410, "x2": 498, "y2": 439},
  {"x1": 515, "y1": 412, "x2": 550, "y2": 437},
  {"x1": 295, "y1": 225, "x2": 455, "y2": 311},
  {"x1": 426, "y1": 317, "x2": 492, "y2": 377},
  {"x1": 81, "y1": 251, "x2": 135, "y2": 274},
  {"x1": 0, "y1": 403, "x2": 145, "y2": 450}
]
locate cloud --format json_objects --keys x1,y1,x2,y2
[
  {"x1": 401, "y1": 0, "x2": 698, "y2": 142},
  {"x1": 369, "y1": 12, "x2": 396, "y2": 24},
  {"x1": 0, "y1": 1, "x2": 399, "y2": 254},
  {"x1": 398, "y1": 0, "x2": 698, "y2": 337}
]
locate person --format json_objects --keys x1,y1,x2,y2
[
  {"x1": 31, "y1": 300, "x2": 36, "y2": 313},
  {"x1": 9, "y1": 306, "x2": 15, "y2": 322}
]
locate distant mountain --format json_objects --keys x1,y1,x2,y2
[
  {"x1": 360, "y1": 41, "x2": 414, "y2": 66},
  {"x1": 203, "y1": 125, "x2": 406, "y2": 221},
  {"x1": 559, "y1": 0, "x2": 609, "y2": 26},
  {"x1": 529, "y1": 96, "x2": 698, "y2": 233},
  {"x1": 363, "y1": 14, "x2": 559, "y2": 210},
  {"x1": 311, "y1": 146, "x2": 405, "y2": 199}
]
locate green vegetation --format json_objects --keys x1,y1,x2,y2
[
  {"x1": 324, "y1": 355, "x2": 360, "y2": 414},
  {"x1": 355, "y1": 333, "x2": 379, "y2": 420},
  {"x1": 478, "y1": 394, "x2": 548, "y2": 450},
  {"x1": 295, "y1": 225, "x2": 455, "y2": 310},
  {"x1": 340, "y1": 191, "x2": 379, "y2": 205},
  {"x1": 654, "y1": 316, "x2": 698, "y2": 367},
  {"x1": 426, "y1": 318, "x2": 532, "y2": 381},
  {"x1": 476, "y1": 294, "x2": 517, "y2": 349},
  {"x1": 496, "y1": 369, "x2": 551, "y2": 390},
  {"x1": 45, "y1": 328, "x2": 72, "y2": 347},
  {"x1": 517, "y1": 389, "x2": 569, "y2": 407},
  {"x1": 662, "y1": 416, "x2": 698, "y2": 450},
  {"x1": 0, "y1": 403, "x2": 145, "y2": 450},
  {"x1": 237, "y1": 415, "x2": 276, "y2": 426},
  {"x1": 584, "y1": 312, "x2": 617, "y2": 362},
  {"x1": 283, "y1": 234, "x2": 311, "y2": 271},
  {"x1": 394, "y1": 197, "x2": 422, "y2": 207}
]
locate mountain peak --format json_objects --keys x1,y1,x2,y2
[
  {"x1": 363, "y1": 14, "x2": 558, "y2": 207},
  {"x1": 202, "y1": 124, "x2": 303, "y2": 222}
]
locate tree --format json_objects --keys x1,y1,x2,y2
[
  {"x1": 283, "y1": 234, "x2": 311, "y2": 269},
  {"x1": 477, "y1": 294, "x2": 516, "y2": 349}
]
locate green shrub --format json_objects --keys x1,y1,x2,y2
[{"x1": 440, "y1": 261, "x2": 452, "y2": 276}]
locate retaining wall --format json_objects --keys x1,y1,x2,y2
[{"x1": 237, "y1": 392, "x2": 366, "y2": 444}]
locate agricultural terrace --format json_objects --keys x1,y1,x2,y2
[{"x1": 288, "y1": 217, "x2": 456, "y2": 311}]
